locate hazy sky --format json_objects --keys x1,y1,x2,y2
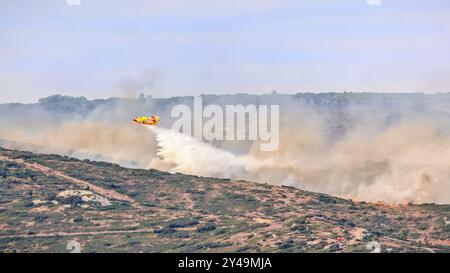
[{"x1": 1, "y1": 0, "x2": 450, "y2": 103}]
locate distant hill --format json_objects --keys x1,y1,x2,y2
[
  {"x1": 3, "y1": 92, "x2": 450, "y2": 143},
  {"x1": 3, "y1": 92, "x2": 450, "y2": 122},
  {"x1": 0, "y1": 147, "x2": 448, "y2": 253}
]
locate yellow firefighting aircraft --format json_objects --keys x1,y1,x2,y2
[{"x1": 133, "y1": 115, "x2": 160, "y2": 126}]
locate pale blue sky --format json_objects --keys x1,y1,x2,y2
[{"x1": 1, "y1": 0, "x2": 450, "y2": 103}]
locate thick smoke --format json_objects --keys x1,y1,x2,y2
[
  {"x1": 2, "y1": 122, "x2": 157, "y2": 168},
  {"x1": 148, "y1": 115, "x2": 450, "y2": 204},
  {"x1": 0, "y1": 97, "x2": 159, "y2": 168},
  {"x1": 1, "y1": 95, "x2": 450, "y2": 204},
  {"x1": 147, "y1": 126, "x2": 275, "y2": 177}
]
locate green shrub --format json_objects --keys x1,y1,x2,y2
[
  {"x1": 34, "y1": 215, "x2": 48, "y2": 223},
  {"x1": 166, "y1": 218, "x2": 199, "y2": 228},
  {"x1": 196, "y1": 223, "x2": 216, "y2": 233}
]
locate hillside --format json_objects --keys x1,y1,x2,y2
[{"x1": 0, "y1": 147, "x2": 449, "y2": 253}]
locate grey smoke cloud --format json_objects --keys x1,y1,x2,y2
[
  {"x1": 149, "y1": 110, "x2": 450, "y2": 204},
  {"x1": 1, "y1": 94, "x2": 450, "y2": 204},
  {"x1": 116, "y1": 68, "x2": 166, "y2": 99}
]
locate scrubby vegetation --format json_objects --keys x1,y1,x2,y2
[{"x1": 0, "y1": 147, "x2": 449, "y2": 253}]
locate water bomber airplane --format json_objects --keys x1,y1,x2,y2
[{"x1": 132, "y1": 115, "x2": 160, "y2": 126}]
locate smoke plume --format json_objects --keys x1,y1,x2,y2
[
  {"x1": 148, "y1": 117, "x2": 450, "y2": 204},
  {"x1": 1, "y1": 95, "x2": 450, "y2": 204}
]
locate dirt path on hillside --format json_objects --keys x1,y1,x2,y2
[
  {"x1": 0, "y1": 155, "x2": 135, "y2": 205},
  {"x1": 0, "y1": 228, "x2": 155, "y2": 239}
]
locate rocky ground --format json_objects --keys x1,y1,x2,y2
[{"x1": 0, "y1": 148, "x2": 448, "y2": 253}]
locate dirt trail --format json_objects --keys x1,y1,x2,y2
[
  {"x1": 0, "y1": 155, "x2": 135, "y2": 204},
  {"x1": 0, "y1": 228, "x2": 155, "y2": 239}
]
